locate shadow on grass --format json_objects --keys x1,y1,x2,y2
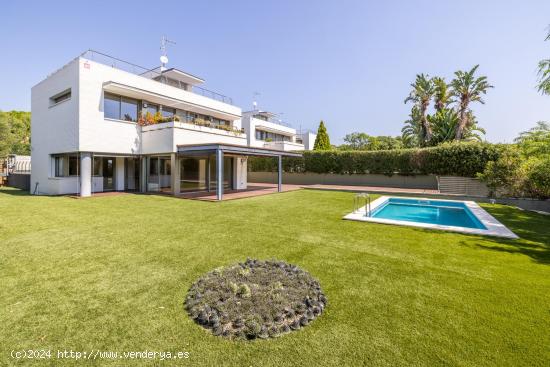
[
  {"x1": 460, "y1": 205, "x2": 550, "y2": 265},
  {"x1": 0, "y1": 187, "x2": 30, "y2": 196}
]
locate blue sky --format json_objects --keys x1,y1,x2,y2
[{"x1": 1, "y1": 0, "x2": 549, "y2": 143}]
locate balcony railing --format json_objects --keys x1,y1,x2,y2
[
  {"x1": 81, "y1": 50, "x2": 233, "y2": 105},
  {"x1": 140, "y1": 115, "x2": 245, "y2": 136},
  {"x1": 253, "y1": 114, "x2": 293, "y2": 128}
]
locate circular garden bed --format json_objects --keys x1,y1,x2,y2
[{"x1": 184, "y1": 259, "x2": 327, "y2": 340}]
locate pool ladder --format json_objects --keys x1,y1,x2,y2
[{"x1": 353, "y1": 193, "x2": 371, "y2": 217}]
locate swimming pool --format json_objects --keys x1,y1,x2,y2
[{"x1": 344, "y1": 196, "x2": 518, "y2": 238}]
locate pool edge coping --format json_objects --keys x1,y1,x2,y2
[{"x1": 343, "y1": 196, "x2": 519, "y2": 239}]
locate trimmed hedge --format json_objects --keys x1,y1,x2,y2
[{"x1": 249, "y1": 142, "x2": 502, "y2": 177}]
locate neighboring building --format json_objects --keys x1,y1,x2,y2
[
  {"x1": 30, "y1": 50, "x2": 298, "y2": 199},
  {"x1": 241, "y1": 110, "x2": 316, "y2": 151},
  {"x1": 296, "y1": 130, "x2": 317, "y2": 151}
]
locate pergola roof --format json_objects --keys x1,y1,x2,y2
[{"x1": 177, "y1": 143, "x2": 302, "y2": 157}]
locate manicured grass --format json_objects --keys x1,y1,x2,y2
[{"x1": 1, "y1": 188, "x2": 549, "y2": 366}]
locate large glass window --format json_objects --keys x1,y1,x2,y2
[
  {"x1": 53, "y1": 155, "x2": 79, "y2": 177},
  {"x1": 255, "y1": 129, "x2": 290, "y2": 142},
  {"x1": 180, "y1": 157, "x2": 207, "y2": 192},
  {"x1": 144, "y1": 104, "x2": 158, "y2": 116},
  {"x1": 121, "y1": 97, "x2": 138, "y2": 122},
  {"x1": 104, "y1": 93, "x2": 138, "y2": 122},
  {"x1": 161, "y1": 107, "x2": 175, "y2": 119},
  {"x1": 104, "y1": 93, "x2": 120, "y2": 120}
]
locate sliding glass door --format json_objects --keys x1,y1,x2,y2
[
  {"x1": 209, "y1": 156, "x2": 233, "y2": 191},
  {"x1": 180, "y1": 157, "x2": 207, "y2": 192},
  {"x1": 147, "y1": 156, "x2": 171, "y2": 192}
]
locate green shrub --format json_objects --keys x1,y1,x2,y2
[
  {"x1": 249, "y1": 142, "x2": 500, "y2": 177},
  {"x1": 524, "y1": 157, "x2": 550, "y2": 199},
  {"x1": 477, "y1": 146, "x2": 525, "y2": 197}
]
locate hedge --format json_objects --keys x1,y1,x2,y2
[{"x1": 249, "y1": 142, "x2": 502, "y2": 177}]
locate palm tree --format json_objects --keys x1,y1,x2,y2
[
  {"x1": 432, "y1": 77, "x2": 453, "y2": 112},
  {"x1": 537, "y1": 28, "x2": 550, "y2": 95},
  {"x1": 401, "y1": 106, "x2": 423, "y2": 147},
  {"x1": 404, "y1": 74, "x2": 434, "y2": 145},
  {"x1": 450, "y1": 65, "x2": 493, "y2": 140}
]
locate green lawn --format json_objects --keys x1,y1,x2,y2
[{"x1": 1, "y1": 188, "x2": 549, "y2": 366}]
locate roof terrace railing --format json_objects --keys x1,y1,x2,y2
[{"x1": 80, "y1": 50, "x2": 233, "y2": 105}]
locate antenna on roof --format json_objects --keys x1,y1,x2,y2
[
  {"x1": 160, "y1": 35, "x2": 176, "y2": 71},
  {"x1": 253, "y1": 91, "x2": 261, "y2": 110}
]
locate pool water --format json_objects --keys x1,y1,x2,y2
[{"x1": 370, "y1": 198, "x2": 487, "y2": 230}]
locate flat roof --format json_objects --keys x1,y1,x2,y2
[{"x1": 177, "y1": 143, "x2": 302, "y2": 157}]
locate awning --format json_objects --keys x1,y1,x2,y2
[
  {"x1": 177, "y1": 143, "x2": 301, "y2": 200},
  {"x1": 177, "y1": 143, "x2": 302, "y2": 157}
]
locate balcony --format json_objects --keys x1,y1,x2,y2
[
  {"x1": 263, "y1": 140, "x2": 305, "y2": 152},
  {"x1": 82, "y1": 50, "x2": 234, "y2": 105}
]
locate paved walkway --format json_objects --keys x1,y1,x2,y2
[{"x1": 303, "y1": 184, "x2": 439, "y2": 195}]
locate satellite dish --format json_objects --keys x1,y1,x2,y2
[{"x1": 160, "y1": 55, "x2": 169, "y2": 65}]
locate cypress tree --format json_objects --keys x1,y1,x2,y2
[{"x1": 313, "y1": 120, "x2": 331, "y2": 150}]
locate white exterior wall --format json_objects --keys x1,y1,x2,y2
[
  {"x1": 242, "y1": 112, "x2": 307, "y2": 151},
  {"x1": 31, "y1": 55, "x2": 246, "y2": 195},
  {"x1": 298, "y1": 132, "x2": 317, "y2": 151},
  {"x1": 31, "y1": 58, "x2": 80, "y2": 195}
]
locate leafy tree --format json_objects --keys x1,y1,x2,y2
[
  {"x1": 537, "y1": 27, "x2": 550, "y2": 95},
  {"x1": 514, "y1": 121, "x2": 550, "y2": 157},
  {"x1": 340, "y1": 133, "x2": 403, "y2": 151},
  {"x1": 313, "y1": 120, "x2": 331, "y2": 150},
  {"x1": 450, "y1": 65, "x2": 493, "y2": 140},
  {"x1": 0, "y1": 111, "x2": 31, "y2": 156},
  {"x1": 404, "y1": 74, "x2": 434, "y2": 145}
]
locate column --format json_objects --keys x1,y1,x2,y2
[
  {"x1": 116, "y1": 157, "x2": 125, "y2": 191},
  {"x1": 80, "y1": 152, "x2": 92, "y2": 197},
  {"x1": 216, "y1": 148, "x2": 224, "y2": 201},
  {"x1": 171, "y1": 153, "x2": 180, "y2": 195},
  {"x1": 278, "y1": 155, "x2": 282, "y2": 192}
]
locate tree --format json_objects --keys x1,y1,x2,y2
[
  {"x1": 340, "y1": 133, "x2": 403, "y2": 151},
  {"x1": 404, "y1": 74, "x2": 434, "y2": 145},
  {"x1": 537, "y1": 27, "x2": 550, "y2": 95},
  {"x1": 0, "y1": 111, "x2": 31, "y2": 156},
  {"x1": 432, "y1": 77, "x2": 453, "y2": 112},
  {"x1": 450, "y1": 65, "x2": 493, "y2": 140},
  {"x1": 514, "y1": 121, "x2": 550, "y2": 157},
  {"x1": 401, "y1": 106, "x2": 423, "y2": 148},
  {"x1": 313, "y1": 120, "x2": 331, "y2": 150},
  {"x1": 429, "y1": 109, "x2": 485, "y2": 145}
]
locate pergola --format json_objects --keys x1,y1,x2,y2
[{"x1": 177, "y1": 143, "x2": 302, "y2": 201}]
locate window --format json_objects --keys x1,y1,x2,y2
[
  {"x1": 121, "y1": 97, "x2": 138, "y2": 122},
  {"x1": 144, "y1": 103, "x2": 158, "y2": 116},
  {"x1": 55, "y1": 156, "x2": 65, "y2": 177},
  {"x1": 255, "y1": 129, "x2": 291, "y2": 142},
  {"x1": 50, "y1": 89, "x2": 71, "y2": 106},
  {"x1": 93, "y1": 157, "x2": 102, "y2": 176},
  {"x1": 161, "y1": 107, "x2": 175, "y2": 119},
  {"x1": 104, "y1": 93, "x2": 138, "y2": 122},
  {"x1": 104, "y1": 93, "x2": 121, "y2": 120},
  {"x1": 53, "y1": 155, "x2": 79, "y2": 177}
]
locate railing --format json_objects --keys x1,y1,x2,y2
[
  {"x1": 80, "y1": 50, "x2": 234, "y2": 105},
  {"x1": 253, "y1": 114, "x2": 293, "y2": 128}
]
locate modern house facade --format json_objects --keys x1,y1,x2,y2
[
  {"x1": 31, "y1": 50, "x2": 300, "y2": 200},
  {"x1": 241, "y1": 111, "x2": 316, "y2": 152}
]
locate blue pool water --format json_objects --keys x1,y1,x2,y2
[{"x1": 370, "y1": 198, "x2": 487, "y2": 229}]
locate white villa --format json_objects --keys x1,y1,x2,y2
[{"x1": 30, "y1": 50, "x2": 312, "y2": 200}]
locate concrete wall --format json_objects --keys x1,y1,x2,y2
[
  {"x1": 249, "y1": 171, "x2": 438, "y2": 189},
  {"x1": 31, "y1": 58, "x2": 80, "y2": 195}
]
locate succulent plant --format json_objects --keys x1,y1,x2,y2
[{"x1": 185, "y1": 259, "x2": 326, "y2": 340}]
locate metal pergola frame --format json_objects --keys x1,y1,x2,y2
[{"x1": 177, "y1": 143, "x2": 302, "y2": 201}]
